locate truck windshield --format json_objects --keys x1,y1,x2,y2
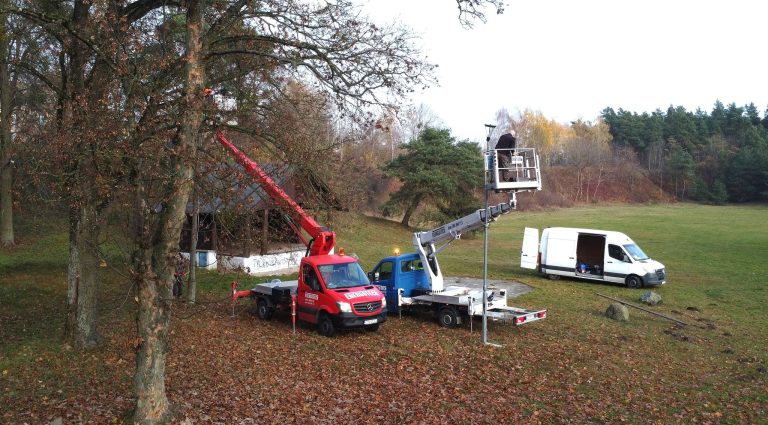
[
  {"x1": 319, "y1": 263, "x2": 371, "y2": 289},
  {"x1": 623, "y1": 244, "x2": 649, "y2": 261}
]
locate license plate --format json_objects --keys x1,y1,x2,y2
[{"x1": 364, "y1": 319, "x2": 377, "y2": 325}]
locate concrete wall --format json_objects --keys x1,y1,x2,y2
[{"x1": 219, "y1": 249, "x2": 305, "y2": 276}]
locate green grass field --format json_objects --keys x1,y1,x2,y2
[
  {"x1": 337, "y1": 203, "x2": 768, "y2": 333},
  {"x1": 1, "y1": 203, "x2": 766, "y2": 423}
]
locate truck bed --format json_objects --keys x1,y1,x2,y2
[
  {"x1": 412, "y1": 285, "x2": 473, "y2": 305},
  {"x1": 410, "y1": 285, "x2": 547, "y2": 325},
  {"x1": 251, "y1": 280, "x2": 298, "y2": 301}
]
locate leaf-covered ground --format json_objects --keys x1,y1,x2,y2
[
  {"x1": 2, "y1": 295, "x2": 765, "y2": 424},
  {"x1": 2, "y1": 204, "x2": 767, "y2": 423}
]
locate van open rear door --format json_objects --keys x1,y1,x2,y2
[{"x1": 520, "y1": 227, "x2": 539, "y2": 269}]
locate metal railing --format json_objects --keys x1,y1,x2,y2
[{"x1": 484, "y1": 147, "x2": 542, "y2": 192}]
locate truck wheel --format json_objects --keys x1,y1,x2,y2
[
  {"x1": 317, "y1": 313, "x2": 336, "y2": 337},
  {"x1": 626, "y1": 275, "x2": 643, "y2": 289},
  {"x1": 437, "y1": 306, "x2": 460, "y2": 328},
  {"x1": 364, "y1": 324, "x2": 380, "y2": 332},
  {"x1": 256, "y1": 298, "x2": 274, "y2": 320}
]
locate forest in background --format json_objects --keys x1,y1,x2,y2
[
  {"x1": 374, "y1": 101, "x2": 768, "y2": 225},
  {"x1": 602, "y1": 101, "x2": 768, "y2": 203},
  {"x1": 10, "y1": 98, "x2": 767, "y2": 228}
]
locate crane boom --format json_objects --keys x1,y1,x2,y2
[
  {"x1": 215, "y1": 130, "x2": 336, "y2": 256},
  {"x1": 412, "y1": 199, "x2": 517, "y2": 292}
]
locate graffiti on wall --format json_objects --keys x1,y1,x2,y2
[
  {"x1": 219, "y1": 250, "x2": 304, "y2": 275},
  {"x1": 250, "y1": 251, "x2": 302, "y2": 271}
]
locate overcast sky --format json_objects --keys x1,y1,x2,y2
[{"x1": 361, "y1": 0, "x2": 768, "y2": 142}]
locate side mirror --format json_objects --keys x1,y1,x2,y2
[{"x1": 368, "y1": 271, "x2": 380, "y2": 282}]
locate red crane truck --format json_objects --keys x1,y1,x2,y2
[{"x1": 216, "y1": 131, "x2": 387, "y2": 336}]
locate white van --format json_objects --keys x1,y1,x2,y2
[{"x1": 520, "y1": 227, "x2": 666, "y2": 288}]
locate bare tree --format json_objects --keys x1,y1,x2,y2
[
  {"x1": 0, "y1": 2, "x2": 14, "y2": 246},
  {"x1": 128, "y1": 2, "x2": 205, "y2": 421},
  {"x1": 561, "y1": 118, "x2": 612, "y2": 202},
  {"x1": 454, "y1": 0, "x2": 505, "y2": 27},
  {"x1": 494, "y1": 107, "x2": 514, "y2": 135},
  {"x1": 126, "y1": 1, "x2": 434, "y2": 421},
  {"x1": 399, "y1": 103, "x2": 442, "y2": 143}
]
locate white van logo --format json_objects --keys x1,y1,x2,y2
[{"x1": 305, "y1": 293, "x2": 319, "y2": 300}]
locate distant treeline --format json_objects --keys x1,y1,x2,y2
[{"x1": 601, "y1": 101, "x2": 768, "y2": 203}]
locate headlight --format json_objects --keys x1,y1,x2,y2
[
  {"x1": 336, "y1": 301, "x2": 352, "y2": 313},
  {"x1": 381, "y1": 297, "x2": 387, "y2": 307}
]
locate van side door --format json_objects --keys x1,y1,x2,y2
[
  {"x1": 370, "y1": 260, "x2": 395, "y2": 309},
  {"x1": 604, "y1": 244, "x2": 632, "y2": 283},
  {"x1": 520, "y1": 227, "x2": 539, "y2": 270},
  {"x1": 544, "y1": 237, "x2": 576, "y2": 275}
]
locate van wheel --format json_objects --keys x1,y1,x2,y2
[
  {"x1": 437, "y1": 306, "x2": 460, "y2": 328},
  {"x1": 626, "y1": 275, "x2": 643, "y2": 289},
  {"x1": 317, "y1": 313, "x2": 336, "y2": 337},
  {"x1": 547, "y1": 274, "x2": 560, "y2": 280},
  {"x1": 256, "y1": 298, "x2": 274, "y2": 320}
]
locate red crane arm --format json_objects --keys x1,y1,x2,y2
[{"x1": 215, "y1": 130, "x2": 336, "y2": 256}]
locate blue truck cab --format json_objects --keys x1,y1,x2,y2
[{"x1": 368, "y1": 253, "x2": 430, "y2": 314}]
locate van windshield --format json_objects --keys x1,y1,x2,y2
[
  {"x1": 319, "y1": 262, "x2": 370, "y2": 289},
  {"x1": 623, "y1": 244, "x2": 649, "y2": 261}
]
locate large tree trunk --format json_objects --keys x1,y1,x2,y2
[
  {"x1": 132, "y1": 245, "x2": 172, "y2": 424},
  {"x1": 64, "y1": 207, "x2": 80, "y2": 344},
  {"x1": 400, "y1": 194, "x2": 421, "y2": 227},
  {"x1": 0, "y1": 154, "x2": 11, "y2": 247},
  {"x1": 64, "y1": 202, "x2": 103, "y2": 349},
  {"x1": 62, "y1": 0, "x2": 105, "y2": 350},
  {"x1": 132, "y1": 1, "x2": 204, "y2": 422},
  {"x1": 0, "y1": 8, "x2": 13, "y2": 247},
  {"x1": 77, "y1": 204, "x2": 101, "y2": 347}
]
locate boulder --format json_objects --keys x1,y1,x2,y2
[
  {"x1": 639, "y1": 291, "x2": 662, "y2": 306},
  {"x1": 606, "y1": 302, "x2": 629, "y2": 321}
]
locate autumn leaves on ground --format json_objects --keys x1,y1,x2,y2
[{"x1": 2, "y1": 204, "x2": 767, "y2": 423}]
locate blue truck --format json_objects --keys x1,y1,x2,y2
[
  {"x1": 368, "y1": 201, "x2": 547, "y2": 328},
  {"x1": 368, "y1": 145, "x2": 547, "y2": 328}
]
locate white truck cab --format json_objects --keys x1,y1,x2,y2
[{"x1": 520, "y1": 227, "x2": 666, "y2": 288}]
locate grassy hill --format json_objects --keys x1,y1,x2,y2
[{"x1": 1, "y1": 203, "x2": 766, "y2": 423}]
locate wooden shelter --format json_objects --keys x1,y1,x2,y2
[{"x1": 179, "y1": 163, "x2": 343, "y2": 265}]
